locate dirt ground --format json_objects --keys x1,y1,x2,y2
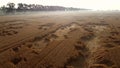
[{"x1": 0, "y1": 11, "x2": 120, "y2": 68}]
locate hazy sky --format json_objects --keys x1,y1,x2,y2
[{"x1": 0, "y1": 0, "x2": 120, "y2": 10}]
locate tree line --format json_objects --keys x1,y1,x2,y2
[{"x1": 0, "y1": 3, "x2": 83, "y2": 13}]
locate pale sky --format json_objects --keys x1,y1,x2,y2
[{"x1": 0, "y1": 0, "x2": 120, "y2": 10}]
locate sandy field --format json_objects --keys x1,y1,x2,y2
[{"x1": 0, "y1": 11, "x2": 120, "y2": 68}]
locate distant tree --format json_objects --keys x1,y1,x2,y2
[
  {"x1": 0, "y1": 5, "x2": 7, "y2": 12},
  {"x1": 17, "y1": 3, "x2": 28, "y2": 11},
  {"x1": 6, "y1": 3, "x2": 15, "y2": 12},
  {"x1": 24, "y1": 4, "x2": 28, "y2": 9},
  {"x1": 7, "y1": 3, "x2": 15, "y2": 9},
  {"x1": 18, "y1": 3, "x2": 24, "y2": 10}
]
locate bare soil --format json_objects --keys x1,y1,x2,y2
[{"x1": 0, "y1": 11, "x2": 120, "y2": 68}]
